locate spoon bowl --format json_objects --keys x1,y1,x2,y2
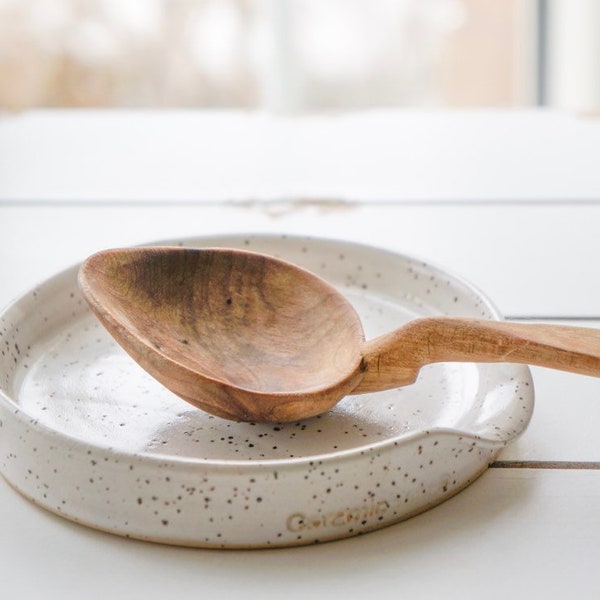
[
  {"x1": 79, "y1": 246, "x2": 600, "y2": 422},
  {"x1": 79, "y1": 247, "x2": 366, "y2": 421}
]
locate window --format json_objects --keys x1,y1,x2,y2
[{"x1": 0, "y1": 0, "x2": 597, "y2": 113}]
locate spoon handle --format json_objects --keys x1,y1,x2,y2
[{"x1": 355, "y1": 317, "x2": 600, "y2": 393}]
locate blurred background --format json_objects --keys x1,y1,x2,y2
[{"x1": 0, "y1": 0, "x2": 598, "y2": 114}]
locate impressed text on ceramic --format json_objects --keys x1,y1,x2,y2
[{"x1": 286, "y1": 499, "x2": 389, "y2": 532}]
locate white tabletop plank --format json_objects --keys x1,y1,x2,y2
[
  {"x1": 1, "y1": 468, "x2": 599, "y2": 599},
  {"x1": 3, "y1": 204, "x2": 600, "y2": 465},
  {"x1": 2, "y1": 203, "x2": 600, "y2": 317},
  {"x1": 501, "y1": 363, "x2": 600, "y2": 462},
  {"x1": 2, "y1": 109, "x2": 600, "y2": 203}
]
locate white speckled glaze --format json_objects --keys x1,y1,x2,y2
[{"x1": 0, "y1": 235, "x2": 534, "y2": 548}]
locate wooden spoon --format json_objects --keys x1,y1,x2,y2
[{"x1": 79, "y1": 246, "x2": 600, "y2": 423}]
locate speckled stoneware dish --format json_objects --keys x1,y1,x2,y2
[{"x1": 0, "y1": 235, "x2": 534, "y2": 548}]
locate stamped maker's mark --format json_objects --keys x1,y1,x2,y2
[{"x1": 286, "y1": 499, "x2": 389, "y2": 532}]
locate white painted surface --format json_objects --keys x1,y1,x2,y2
[
  {"x1": 1, "y1": 110, "x2": 600, "y2": 598},
  {"x1": 0, "y1": 469, "x2": 599, "y2": 599},
  {"x1": 1, "y1": 203, "x2": 600, "y2": 316},
  {"x1": 1, "y1": 109, "x2": 600, "y2": 202}
]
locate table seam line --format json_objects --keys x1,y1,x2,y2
[{"x1": 490, "y1": 460, "x2": 600, "y2": 470}]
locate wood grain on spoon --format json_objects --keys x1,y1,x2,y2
[
  {"x1": 79, "y1": 247, "x2": 366, "y2": 422},
  {"x1": 79, "y1": 246, "x2": 600, "y2": 423}
]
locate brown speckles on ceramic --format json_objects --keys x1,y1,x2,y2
[{"x1": 0, "y1": 235, "x2": 534, "y2": 547}]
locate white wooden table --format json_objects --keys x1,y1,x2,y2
[{"x1": 1, "y1": 109, "x2": 600, "y2": 598}]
